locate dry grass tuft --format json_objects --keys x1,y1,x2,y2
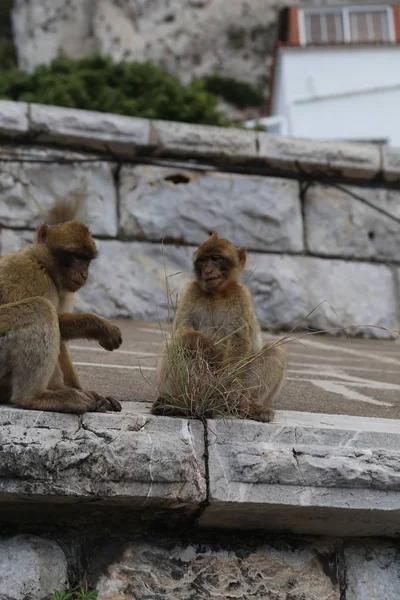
[{"x1": 156, "y1": 335, "x2": 263, "y2": 419}]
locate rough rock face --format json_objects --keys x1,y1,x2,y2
[
  {"x1": 12, "y1": 0, "x2": 279, "y2": 90},
  {"x1": 345, "y1": 543, "x2": 400, "y2": 600},
  {"x1": 0, "y1": 535, "x2": 68, "y2": 600},
  {"x1": 119, "y1": 165, "x2": 303, "y2": 251},
  {"x1": 90, "y1": 538, "x2": 339, "y2": 600}
]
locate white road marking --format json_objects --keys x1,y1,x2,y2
[
  {"x1": 286, "y1": 377, "x2": 393, "y2": 407},
  {"x1": 75, "y1": 361, "x2": 156, "y2": 371},
  {"x1": 137, "y1": 327, "x2": 170, "y2": 336},
  {"x1": 288, "y1": 353, "x2": 367, "y2": 362},
  {"x1": 70, "y1": 345, "x2": 157, "y2": 358},
  {"x1": 304, "y1": 338, "x2": 400, "y2": 366},
  {"x1": 289, "y1": 362, "x2": 398, "y2": 374}
]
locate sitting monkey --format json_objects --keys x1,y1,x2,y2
[
  {"x1": 153, "y1": 232, "x2": 286, "y2": 422},
  {"x1": 0, "y1": 203, "x2": 122, "y2": 413}
]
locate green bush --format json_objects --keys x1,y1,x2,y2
[
  {"x1": 201, "y1": 75, "x2": 265, "y2": 108},
  {"x1": 0, "y1": 54, "x2": 227, "y2": 125}
]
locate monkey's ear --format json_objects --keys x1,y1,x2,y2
[
  {"x1": 36, "y1": 223, "x2": 50, "y2": 243},
  {"x1": 237, "y1": 247, "x2": 247, "y2": 268}
]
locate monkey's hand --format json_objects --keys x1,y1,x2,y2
[
  {"x1": 181, "y1": 330, "x2": 223, "y2": 364},
  {"x1": 98, "y1": 322, "x2": 123, "y2": 351}
]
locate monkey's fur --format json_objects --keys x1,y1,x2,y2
[
  {"x1": 153, "y1": 233, "x2": 287, "y2": 422},
  {"x1": 0, "y1": 206, "x2": 122, "y2": 413}
]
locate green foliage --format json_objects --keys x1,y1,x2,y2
[
  {"x1": 0, "y1": 54, "x2": 226, "y2": 125},
  {"x1": 49, "y1": 588, "x2": 97, "y2": 600},
  {"x1": 201, "y1": 75, "x2": 265, "y2": 108},
  {"x1": 49, "y1": 591, "x2": 74, "y2": 600}
]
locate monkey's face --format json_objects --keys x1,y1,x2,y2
[
  {"x1": 56, "y1": 250, "x2": 93, "y2": 292},
  {"x1": 195, "y1": 254, "x2": 232, "y2": 292}
]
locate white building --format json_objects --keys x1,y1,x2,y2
[{"x1": 265, "y1": 4, "x2": 400, "y2": 145}]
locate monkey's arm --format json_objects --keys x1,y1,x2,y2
[
  {"x1": 59, "y1": 342, "x2": 81, "y2": 388},
  {"x1": 58, "y1": 313, "x2": 122, "y2": 351},
  {"x1": 223, "y1": 324, "x2": 253, "y2": 363}
]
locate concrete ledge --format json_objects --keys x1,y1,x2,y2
[
  {"x1": 257, "y1": 134, "x2": 381, "y2": 180},
  {"x1": 2, "y1": 405, "x2": 400, "y2": 536},
  {"x1": 0, "y1": 406, "x2": 206, "y2": 511},
  {"x1": 0, "y1": 100, "x2": 29, "y2": 137},
  {"x1": 29, "y1": 103, "x2": 150, "y2": 155},
  {"x1": 0, "y1": 100, "x2": 395, "y2": 181},
  {"x1": 200, "y1": 411, "x2": 400, "y2": 537}
]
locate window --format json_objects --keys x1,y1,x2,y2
[
  {"x1": 305, "y1": 12, "x2": 344, "y2": 44},
  {"x1": 301, "y1": 6, "x2": 395, "y2": 45},
  {"x1": 349, "y1": 9, "x2": 390, "y2": 43}
]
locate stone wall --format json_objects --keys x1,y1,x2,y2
[
  {"x1": 1, "y1": 100, "x2": 399, "y2": 337},
  {"x1": 3, "y1": 406, "x2": 400, "y2": 599},
  {"x1": 5, "y1": 531, "x2": 400, "y2": 600}
]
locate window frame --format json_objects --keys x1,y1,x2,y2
[{"x1": 299, "y1": 5, "x2": 395, "y2": 46}]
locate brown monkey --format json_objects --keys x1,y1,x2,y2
[
  {"x1": 153, "y1": 232, "x2": 286, "y2": 422},
  {"x1": 0, "y1": 213, "x2": 122, "y2": 414}
]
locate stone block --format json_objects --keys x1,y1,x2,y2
[
  {"x1": 119, "y1": 165, "x2": 303, "y2": 251},
  {"x1": 0, "y1": 406, "x2": 206, "y2": 509},
  {"x1": 0, "y1": 147, "x2": 118, "y2": 236},
  {"x1": 304, "y1": 183, "x2": 400, "y2": 260},
  {"x1": 80, "y1": 240, "x2": 193, "y2": 320},
  {"x1": 149, "y1": 119, "x2": 258, "y2": 161},
  {"x1": 345, "y1": 543, "x2": 400, "y2": 600},
  {"x1": 30, "y1": 103, "x2": 150, "y2": 156},
  {"x1": 257, "y1": 134, "x2": 381, "y2": 179},
  {"x1": 246, "y1": 253, "x2": 397, "y2": 337},
  {"x1": 90, "y1": 537, "x2": 339, "y2": 600},
  {"x1": 0, "y1": 100, "x2": 29, "y2": 137},
  {"x1": 382, "y1": 146, "x2": 400, "y2": 182},
  {"x1": 200, "y1": 412, "x2": 400, "y2": 536},
  {"x1": 0, "y1": 535, "x2": 68, "y2": 600}
]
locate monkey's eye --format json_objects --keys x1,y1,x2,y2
[{"x1": 71, "y1": 252, "x2": 90, "y2": 263}]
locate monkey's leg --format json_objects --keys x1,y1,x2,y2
[
  {"x1": 47, "y1": 342, "x2": 121, "y2": 412},
  {"x1": 59, "y1": 342, "x2": 81, "y2": 388},
  {"x1": 0, "y1": 298, "x2": 118, "y2": 414},
  {"x1": 236, "y1": 342, "x2": 287, "y2": 423}
]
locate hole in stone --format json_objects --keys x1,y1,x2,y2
[
  {"x1": 368, "y1": 230, "x2": 375, "y2": 241},
  {"x1": 164, "y1": 174, "x2": 191, "y2": 185},
  {"x1": 164, "y1": 13, "x2": 175, "y2": 22}
]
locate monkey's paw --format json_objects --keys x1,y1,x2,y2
[
  {"x1": 181, "y1": 331, "x2": 222, "y2": 364},
  {"x1": 85, "y1": 391, "x2": 122, "y2": 412},
  {"x1": 99, "y1": 324, "x2": 123, "y2": 351},
  {"x1": 248, "y1": 407, "x2": 275, "y2": 423}
]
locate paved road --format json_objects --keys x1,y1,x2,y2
[{"x1": 71, "y1": 320, "x2": 400, "y2": 420}]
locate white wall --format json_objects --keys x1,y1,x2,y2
[{"x1": 271, "y1": 45, "x2": 400, "y2": 145}]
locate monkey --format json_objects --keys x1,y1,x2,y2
[
  {"x1": 0, "y1": 206, "x2": 123, "y2": 414},
  {"x1": 153, "y1": 232, "x2": 287, "y2": 422}
]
